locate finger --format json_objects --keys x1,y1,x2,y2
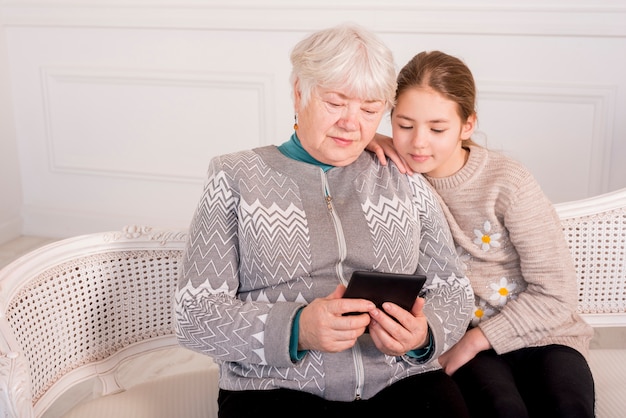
[
  {"x1": 370, "y1": 307, "x2": 408, "y2": 338},
  {"x1": 381, "y1": 302, "x2": 414, "y2": 327},
  {"x1": 326, "y1": 284, "x2": 347, "y2": 300},
  {"x1": 336, "y1": 296, "x2": 376, "y2": 317},
  {"x1": 410, "y1": 297, "x2": 426, "y2": 317},
  {"x1": 335, "y1": 312, "x2": 371, "y2": 331},
  {"x1": 369, "y1": 319, "x2": 405, "y2": 356},
  {"x1": 372, "y1": 145, "x2": 389, "y2": 166},
  {"x1": 384, "y1": 150, "x2": 408, "y2": 174},
  {"x1": 396, "y1": 152, "x2": 413, "y2": 175}
]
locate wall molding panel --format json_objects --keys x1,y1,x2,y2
[
  {"x1": 40, "y1": 66, "x2": 274, "y2": 183},
  {"x1": 477, "y1": 82, "x2": 616, "y2": 199}
]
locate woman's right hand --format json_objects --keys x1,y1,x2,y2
[{"x1": 298, "y1": 285, "x2": 375, "y2": 353}]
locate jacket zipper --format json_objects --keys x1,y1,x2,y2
[{"x1": 321, "y1": 170, "x2": 364, "y2": 400}]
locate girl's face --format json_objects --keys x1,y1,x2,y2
[
  {"x1": 294, "y1": 82, "x2": 386, "y2": 167},
  {"x1": 391, "y1": 86, "x2": 475, "y2": 178}
]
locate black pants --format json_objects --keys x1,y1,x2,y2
[
  {"x1": 452, "y1": 344, "x2": 595, "y2": 418},
  {"x1": 218, "y1": 370, "x2": 470, "y2": 418}
]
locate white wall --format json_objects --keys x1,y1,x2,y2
[
  {"x1": 1, "y1": 0, "x2": 625, "y2": 240},
  {"x1": 0, "y1": 21, "x2": 22, "y2": 244}
]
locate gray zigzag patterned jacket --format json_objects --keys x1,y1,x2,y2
[{"x1": 174, "y1": 146, "x2": 473, "y2": 402}]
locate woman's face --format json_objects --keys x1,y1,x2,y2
[
  {"x1": 391, "y1": 86, "x2": 475, "y2": 178},
  {"x1": 294, "y1": 84, "x2": 386, "y2": 167}
]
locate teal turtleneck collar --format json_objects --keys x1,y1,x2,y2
[{"x1": 277, "y1": 133, "x2": 334, "y2": 172}]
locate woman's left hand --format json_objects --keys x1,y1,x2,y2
[
  {"x1": 367, "y1": 133, "x2": 413, "y2": 175},
  {"x1": 367, "y1": 297, "x2": 428, "y2": 356}
]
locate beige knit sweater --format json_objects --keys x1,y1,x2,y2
[{"x1": 425, "y1": 145, "x2": 593, "y2": 358}]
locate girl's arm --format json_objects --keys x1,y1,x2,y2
[{"x1": 479, "y1": 178, "x2": 585, "y2": 353}]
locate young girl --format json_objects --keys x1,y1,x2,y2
[{"x1": 369, "y1": 50, "x2": 595, "y2": 418}]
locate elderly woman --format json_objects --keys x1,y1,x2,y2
[{"x1": 174, "y1": 24, "x2": 473, "y2": 418}]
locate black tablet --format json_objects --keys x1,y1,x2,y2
[{"x1": 342, "y1": 270, "x2": 427, "y2": 313}]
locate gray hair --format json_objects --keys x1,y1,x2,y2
[{"x1": 290, "y1": 24, "x2": 397, "y2": 111}]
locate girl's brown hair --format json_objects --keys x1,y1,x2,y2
[{"x1": 396, "y1": 50, "x2": 477, "y2": 125}]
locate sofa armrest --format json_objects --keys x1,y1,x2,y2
[{"x1": 0, "y1": 340, "x2": 34, "y2": 418}]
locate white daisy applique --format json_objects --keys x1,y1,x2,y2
[
  {"x1": 489, "y1": 277, "x2": 517, "y2": 306},
  {"x1": 471, "y1": 299, "x2": 496, "y2": 326},
  {"x1": 474, "y1": 220, "x2": 502, "y2": 251}
]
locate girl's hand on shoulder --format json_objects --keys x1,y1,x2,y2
[{"x1": 367, "y1": 133, "x2": 413, "y2": 175}]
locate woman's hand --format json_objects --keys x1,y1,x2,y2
[
  {"x1": 438, "y1": 327, "x2": 491, "y2": 375},
  {"x1": 298, "y1": 285, "x2": 375, "y2": 353},
  {"x1": 367, "y1": 133, "x2": 413, "y2": 175},
  {"x1": 367, "y1": 297, "x2": 428, "y2": 356}
]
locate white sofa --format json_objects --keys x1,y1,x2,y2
[{"x1": 1, "y1": 188, "x2": 625, "y2": 418}]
